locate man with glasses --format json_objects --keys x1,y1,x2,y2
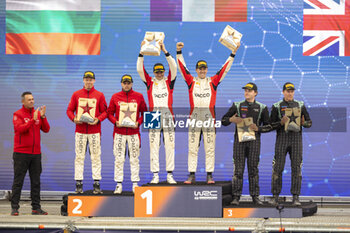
[{"x1": 137, "y1": 41, "x2": 177, "y2": 184}]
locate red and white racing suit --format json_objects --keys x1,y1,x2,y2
[
  {"x1": 137, "y1": 52, "x2": 177, "y2": 173},
  {"x1": 107, "y1": 89, "x2": 147, "y2": 182},
  {"x1": 177, "y1": 51, "x2": 235, "y2": 172},
  {"x1": 67, "y1": 87, "x2": 108, "y2": 181}
]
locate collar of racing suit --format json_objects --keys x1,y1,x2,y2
[
  {"x1": 122, "y1": 88, "x2": 134, "y2": 95},
  {"x1": 22, "y1": 105, "x2": 33, "y2": 113},
  {"x1": 153, "y1": 76, "x2": 166, "y2": 82},
  {"x1": 283, "y1": 98, "x2": 295, "y2": 104},
  {"x1": 244, "y1": 99, "x2": 256, "y2": 106},
  {"x1": 83, "y1": 86, "x2": 95, "y2": 94},
  {"x1": 196, "y1": 76, "x2": 208, "y2": 81}
]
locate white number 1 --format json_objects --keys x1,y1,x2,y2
[{"x1": 141, "y1": 190, "x2": 153, "y2": 215}]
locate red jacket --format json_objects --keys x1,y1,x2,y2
[
  {"x1": 108, "y1": 89, "x2": 147, "y2": 135},
  {"x1": 67, "y1": 86, "x2": 107, "y2": 134},
  {"x1": 13, "y1": 106, "x2": 50, "y2": 154}
]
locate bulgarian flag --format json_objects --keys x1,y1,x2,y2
[
  {"x1": 6, "y1": 0, "x2": 101, "y2": 55},
  {"x1": 150, "y1": 0, "x2": 247, "y2": 22}
]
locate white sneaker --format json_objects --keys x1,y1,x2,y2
[
  {"x1": 132, "y1": 183, "x2": 138, "y2": 193},
  {"x1": 150, "y1": 173, "x2": 159, "y2": 184},
  {"x1": 114, "y1": 183, "x2": 122, "y2": 194},
  {"x1": 167, "y1": 173, "x2": 177, "y2": 184}
]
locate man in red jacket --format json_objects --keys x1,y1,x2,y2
[
  {"x1": 67, "y1": 71, "x2": 108, "y2": 194},
  {"x1": 11, "y1": 92, "x2": 50, "y2": 216},
  {"x1": 108, "y1": 74, "x2": 147, "y2": 194}
]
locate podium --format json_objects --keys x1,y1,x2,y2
[
  {"x1": 62, "y1": 182, "x2": 317, "y2": 218},
  {"x1": 135, "y1": 185, "x2": 222, "y2": 217},
  {"x1": 66, "y1": 191, "x2": 134, "y2": 217},
  {"x1": 223, "y1": 203, "x2": 303, "y2": 218}
]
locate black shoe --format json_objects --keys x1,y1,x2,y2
[
  {"x1": 206, "y1": 174, "x2": 215, "y2": 184},
  {"x1": 184, "y1": 174, "x2": 195, "y2": 184},
  {"x1": 269, "y1": 195, "x2": 279, "y2": 205},
  {"x1": 75, "y1": 181, "x2": 83, "y2": 194},
  {"x1": 93, "y1": 181, "x2": 103, "y2": 194},
  {"x1": 11, "y1": 208, "x2": 19, "y2": 216},
  {"x1": 32, "y1": 209, "x2": 48, "y2": 215},
  {"x1": 252, "y1": 196, "x2": 263, "y2": 205},
  {"x1": 292, "y1": 195, "x2": 301, "y2": 206},
  {"x1": 230, "y1": 196, "x2": 240, "y2": 205}
]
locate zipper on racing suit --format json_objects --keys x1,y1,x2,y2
[{"x1": 86, "y1": 90, "x2": 90, "y2": 134}]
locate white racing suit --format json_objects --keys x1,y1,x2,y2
[
  {"x1": 177, "y1": 51, "x2": 235, "y2": 172},
  {"x1": 137, "y1": 52, "x2": 177, "y2": 173},
  {"x1": 74, "y1": 133, "x2": 102, "y2": 180},
  {"x1": 113, "y1": 133, "x2": 140, "y2": 182}
]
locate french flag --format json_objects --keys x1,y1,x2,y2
[{"x1": 150, "y1": 0, "x2": 247, "y2": 22}]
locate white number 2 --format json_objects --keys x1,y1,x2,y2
[
  {"x1": 141, "y1": 190, "x2": 153, "y2": 215},
  {"x1": 72, "y1": 199, "x2": 82, "y2": 214}
]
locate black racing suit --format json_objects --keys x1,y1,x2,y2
[
  {"x1": 270, "y1": 99, "x2": 312, "y2": 196},
  {"x1": 222, "y1": 100, "x2": 272, "y2": 197}
]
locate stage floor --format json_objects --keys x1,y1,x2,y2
[{"x1": 1, "y1": 200, "x2": 350, "y2": 232}]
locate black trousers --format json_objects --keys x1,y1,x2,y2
[
  {"x1": 232, "y1": 137, "x2": 261, "y2": 197},
  {"x1": 11, "y1": 152, "x2": 42, "y2": 210},
  {"x1": 271, "y1": 132, "x2": 303, "y2": 196}
]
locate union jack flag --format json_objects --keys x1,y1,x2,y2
[{"x1": 303, "y1": 0, "x2": 350, "y2": 56}]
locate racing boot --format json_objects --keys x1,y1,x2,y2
[
  {"x1": 167, "y1": 172, "x2": 177, "y2": 184},
  {"x1": 184, "y1": 173, "x2": 195, "y2": 184},
  {"x1": 230, "y1": 196, "x2": 240, "y2": 205},
  {"x1": 150, "y1": 173, "x2": 159, "y2": 184},
  {"x1": 114, "y1": 183, "x2": 122, "y2": 194},
  {"x1": 252, "y1": 195, "x2": 263, "y2": 205},
  {"x1": 292, "y1": 195, "x2": 301, "y2": 206},
  {"x1": 93, "y1": 180, "x2": 103, "y2": 194},
  {"x1": 75, "y1": 181, "x2": 83, "y2": 194},
  {"x1": 206, "y1": 173, "x2": 215, "y2": 184},
  {"x1": 269, "y1": 194, "x2": 279, "y2": 206},
  {"x1": 132, "y1": 182, "x2": 139, "y2": 193}
]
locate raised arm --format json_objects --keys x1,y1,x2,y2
[
  {"x1": 160, "y1": 42, "x2": 177, "y2": 82},
  {"x1": 176, "y1": 42, "x2": 193, "y2": 86},
  {"x1": 137, "y1": 41, "x2": 152, "y2": 86},
  {"x1": 211, "y1": 42, "x2": 240, "y2": 86}
]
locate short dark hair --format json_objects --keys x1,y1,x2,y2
[{"x1": 21, "y1": 91, "x2": 32, "y2": 99}]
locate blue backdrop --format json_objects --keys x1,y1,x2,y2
[{"x1": 0, "y1": 0, "x2": 349, "y2": 196}]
